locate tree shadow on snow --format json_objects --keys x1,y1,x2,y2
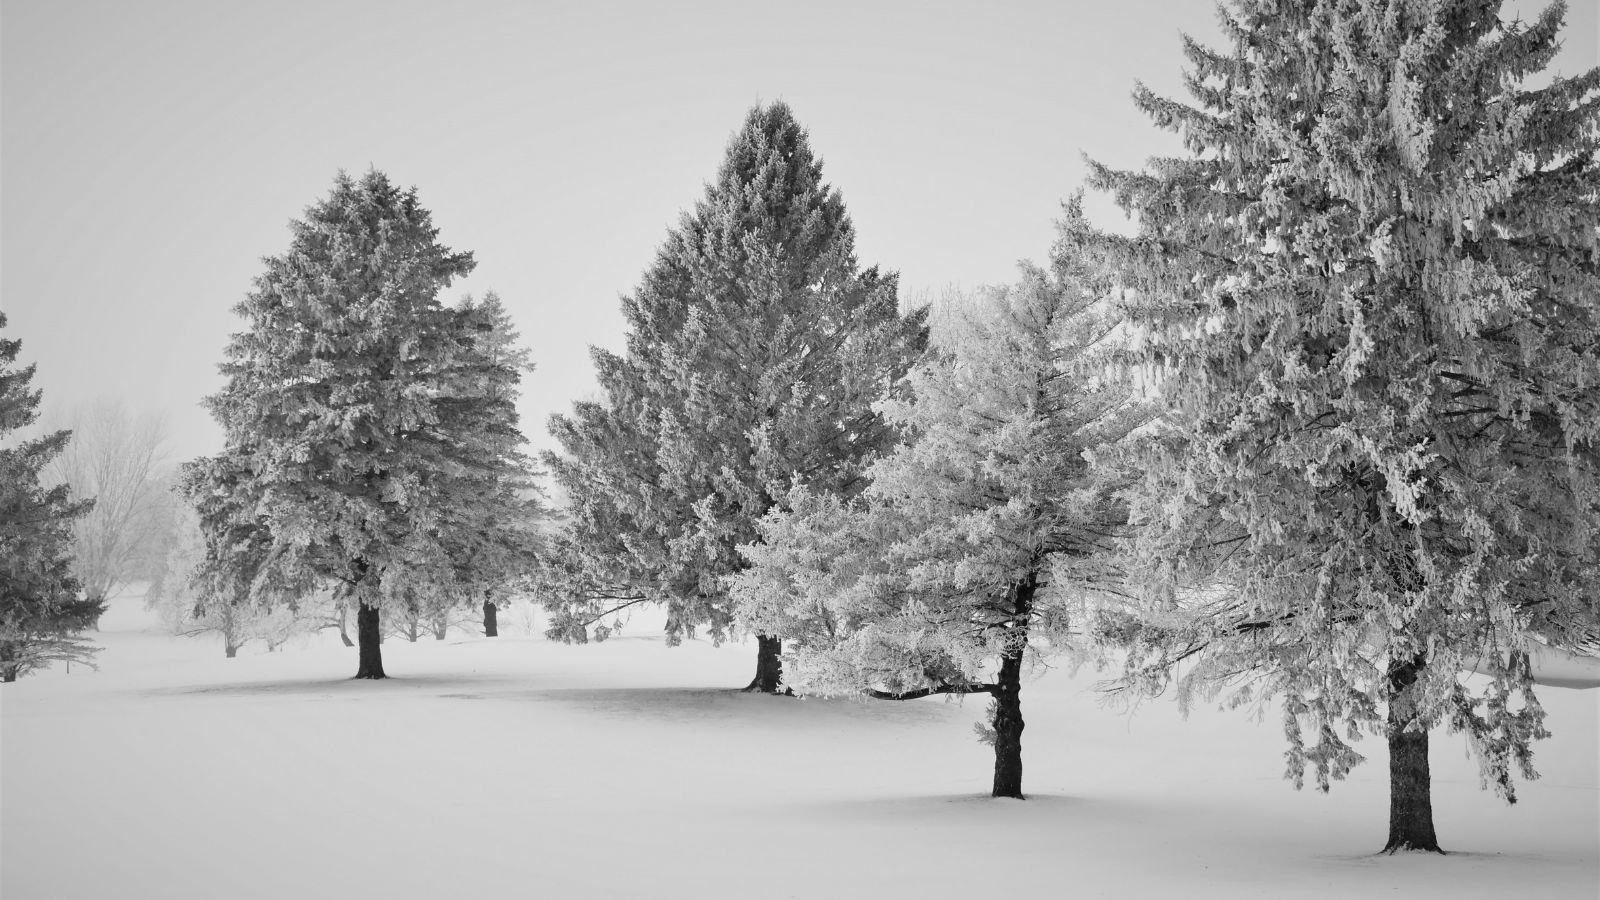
[
  {"x1": 1317, "y1": 848, "x2": 1574, "y2": 866},
  {"x1": 811, "y1": 791, "x2": 1147, "y2": 820},
  {"x1": 513, "y1": 685, "x2": 965, "y2": 729},
  {"x1": 150, "y1": 672, "x2": 529, "y2": 699}
]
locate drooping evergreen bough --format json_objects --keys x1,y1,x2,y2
[
  {"x1": 734, "y1": 216, "x2": 1143, "y2": 796},
  {"x1": 147, "y1": 502, "x2": 254, "y2": 658},
  {"x1": 1083, "y1": 0, "x2": 1600, "y2": 852},
  {"x1": 0, "y1": 313, "x2": 99, "y2": 682},
  {"x1": 179, "y1": 453, "x2": 319, "y2": 658},
  {"x1": 543, "y1": 102, "x2": 928, "y2": 692},
  {"x1": 198, "y1": 170, "x2": 533, "y2": 678}
]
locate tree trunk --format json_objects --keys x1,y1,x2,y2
[
  {"x1": 991, "y1": 575, "x2": 1033, "y2": 799},
  {"x1": 1383, "y1": 654, "x2": 1441, "y2": 853},
  {"x1": 992, "y1": 646, "x2": 1026, "y2": 798},
  {"x1": 223, "y1": 618, "x2": 241, "y2": 659},
  {"x1": 355, "y1": 604, "x2": 386, "y2": 679},
  {"x1": 0, "y1": 641, "x2": 16, "y2": 683},
  {"x1": 483, "y1": 599, "x2": 498, "y2": 637},
  {"x1": 743, "y1": 634, "x2": 784, "y2": 693}
]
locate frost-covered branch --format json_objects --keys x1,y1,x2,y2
[{"x1": 865, "y1": 682, "x2": 996, "y2": 701}]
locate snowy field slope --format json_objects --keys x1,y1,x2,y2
[{"x1": 3, "y1": 592, "x2": 1596, "y2": 900}]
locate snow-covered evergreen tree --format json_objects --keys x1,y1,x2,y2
[
  {"x1": 0, "y1": 313, "x2": 99, "y2": 682},
  {"x1": 733, "y1": 221, "x2": 1143, "y2": 795},
  {"x1": 544, "y1": 102, "x2": 928, "y2": 692},
  {"x1": 1082, "y1": 0, "x2": 1600, "y2": 852},
  {"x1": 442, "y1": 292, "x2": 545, "y2": 638},
  {"x1": 197, "y1": 169, "x2": 532, "y2": 678}
]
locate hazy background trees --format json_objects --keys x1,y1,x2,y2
[
  {"x1": 145, "y1": 502, "x2": 347, "y2": 657},
  {"x1": 45, "y1": 400, "x2": 171, "y2": 624}
]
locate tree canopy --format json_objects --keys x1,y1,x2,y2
[{"x1": 1081, "y1": 0, "x2": 1600, "y2": 852}]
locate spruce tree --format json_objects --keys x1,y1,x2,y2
[
  {"x1": 370, "y1": 292, "x2": 544, "y2": 641},
  {"x1": 733, "y1": 222, "x2": 1142, "y2": 795},
  {"x1": 543, "y1": 102, "x2": 928, "y2": 691},
  {"x1": 448, "y1": 293, "x2": 544, "y2": 638},
  {"x1": 198, "y1": 170, "x2": 528, "y2": 678},
  {"x1": 0, "y1": 313, "x2": 98, "y2": 682},
  {"x1": 1084, "y1": 0, "x2": 1600, "y2": 852}
]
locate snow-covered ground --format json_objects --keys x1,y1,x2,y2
[{"x1": 3, "y1": 592, "x2": 1596, "y2": 900}]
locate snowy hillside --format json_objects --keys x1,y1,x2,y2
[{"x1": 3, "y1": 591, "x2": 1595, "y2": 900}]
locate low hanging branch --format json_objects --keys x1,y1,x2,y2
[
  {"x1": 866, "y1": 682, "x2": 997, "y2": 701},
  {"x1": 574, "y1": 594, "x2": 650, "y2": 628}
]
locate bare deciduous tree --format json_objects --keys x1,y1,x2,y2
[{"x1": 47, "y1": 401, "x2": 170, "y2": 620}]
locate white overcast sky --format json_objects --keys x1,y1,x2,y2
[{"x1": 3, "y1": 0, "x2": 1595, "y2": 465}]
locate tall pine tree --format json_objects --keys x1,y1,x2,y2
[
  {"x1": 1084, "y1": 0, "x2": 1600, "y2": 852},
  {"x1": 198, "y1": 170, "x2": 530, "y2": 678},
  {"x1": 543, "y1": 102, "x2": 928, "y2": 691},
  {"x1": 0, "y1": 313, "x2": 98, "y2": 682}
]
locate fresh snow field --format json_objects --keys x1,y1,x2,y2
[{"x1": 4, "y1": 591, "x2": 1596, "y2": 900}]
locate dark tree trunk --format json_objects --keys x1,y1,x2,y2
[
  {"x1": 0, "y1": 641, "x2": 16, "y2": 683},
  {"x1": 483, "y1": 599, "x2": 498, "y2": 637},
  {"x1": 991, "y1": 574, "x2": 1033, "y2": 799},
  {"x1": 223, "y1": 617, "x2": 241, "y2": 658},
  {"x1": 743, "y1": 634, "x2": 784, "y2": 693},
  {"x1": 1383, "y1": 654, "x2": 1441, "y2": 853},
  {"x1": 991, "y1": 647, "x2": 1025, "y2": 798},
  {"x1": 355, "y1": 604, "x2": 386, "y2": 679}
]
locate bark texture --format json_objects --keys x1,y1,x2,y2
[
  {"x1": 355, "y1": 603, "x2": 386, "y2": 679},
  {"x1": 990, "y1": 575, "x2": 1033, "y2": 799},
  {"x1": 483, "y1": 599, "x2": 498, "y2": 637},
  {"x1": 1383, "y1": 655, "x2": 1441, "y2": 853},
  {"x1": 991, "y1": 648, "x2": 1025, "y2": 798},
  {"x1": 744, "y1": 634, "x2": 784, "y2": 693}
]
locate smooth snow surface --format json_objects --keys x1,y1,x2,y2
[{"x1": 4, "y1": 593, "x2": 1596, "y2": 899}]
